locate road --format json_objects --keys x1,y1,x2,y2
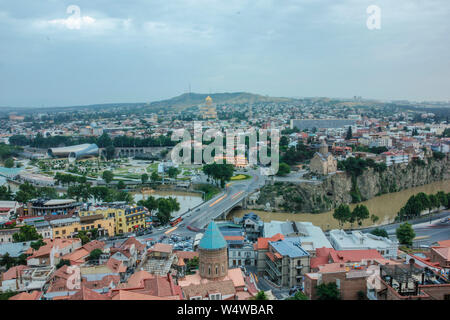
[{"x1": 132, "y1": 168, "x2": 267, "y2": 242}]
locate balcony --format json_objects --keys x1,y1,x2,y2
[{"x1": 265, "y1": 258, "x2": 281, "y2": 277}]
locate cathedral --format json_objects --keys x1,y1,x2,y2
[
  {"x1": 199, "y1": 96, "x2": 218, "y2": 119},
  {"x1": 309, "y1": 139, "x2": 337, "y2": 175},
  {"x1": 177, "y1": 222, "x2": 254, "y2": 300}
]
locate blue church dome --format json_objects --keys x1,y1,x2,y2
[{"x1": 199, "y1": 221, "x2": 227, "y2": 250}]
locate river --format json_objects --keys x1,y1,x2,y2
[
  {"x1": 228, "y1": 179, "x2": 450, "y2": 231},
  {"x1": 133, "y1": 190, "x2": 203, "y2": 218}
]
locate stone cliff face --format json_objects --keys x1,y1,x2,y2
[{"x1": 254, "y1": 156, "x2": 450, "y2": 213}]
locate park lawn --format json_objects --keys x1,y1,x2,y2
[{"x1": 231, "y1": 174, "x2": 251, "y2": 181}]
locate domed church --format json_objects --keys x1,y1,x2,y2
[
  {"x1": 177, "y1": 221, "x2": 256, "y2": 300},
  {"x1": 198, "y1": 221, "x2": 228, "y2": 280}
]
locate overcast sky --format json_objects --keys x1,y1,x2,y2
[{"x1": 0, "y1": 0, "x2": 449, "y2": 108}]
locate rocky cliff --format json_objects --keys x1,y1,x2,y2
[{"x1": 253, "y1": 156, "x2": 450, "y2": 213}]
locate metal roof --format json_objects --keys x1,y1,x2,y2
[
  {"x1": 199, "y1": 221, "x2": 227, "y2": 250},
  {"x1": 269, "y1": 237, "x2": 309, "y2": 258}
]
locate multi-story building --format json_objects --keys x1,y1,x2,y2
[
  {"x1": 264, "y1": 237, "x2": 310, "y2": 288},
  {"x1": 381, "y1": 151, "x2": 410, "y2": 166},
  {"x1": 263, "y1": 221, "x2": 333, "y2": 255},
  {"x1": 51, "y1": 215, "x2": 115, "y2": 239},
  {"x1": 25, "y1": 199, "x2": 80, "y2": 217},
  {"x1": 79, "y1": 206, "x2": 147, "y2": 234},
  {"x1": 329, "y1": 230, "x2": 398, "y2": 260}
]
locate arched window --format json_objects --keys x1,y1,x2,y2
[
  {"x1": 208, "y1": 266, "x2": 211, "y2": 275},
  {"x1": 215, "y1": 265, "x2": 218, "y2": 275}
]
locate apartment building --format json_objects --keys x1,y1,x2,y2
[
  {"x1": 264, "y1": 237, "x2": 310, "y2": 288},
  {"x1": 80, "y1": 206, "x2": 147, "y2": 234},
  {"x1": 329, "y1": 230, "x2": 398, "y2": 259},
  {"x1": 51, "y1": 215, "x2": 115, "y2": 239}
]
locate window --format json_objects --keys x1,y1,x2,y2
[
  {"x1": 215, "y1": 265, "x2": 218, "y2": 275},
  {"x1": 208, "y1": 266, "x2": 211, "y2": 275},
  {"x1": 336, "y1": 279, "x2": 340, "y2": 290}
]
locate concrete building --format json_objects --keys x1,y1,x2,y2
[
  {"x1": 263, "y1": 221, "x2": 333, "y2": 254},
  {"x1": 264, "y1": 237, "x2": 310, "y2": 288},
  {"x1": 381, "y1": 151, "x2": 410, "y2": 166},
  {"x1": 25, "y1": 199, "x2": 80, "y2": 217},
  {"x1": 329, "y1": 230, "x2": 398, "y2": 259},
  {"x1": 304, "y1": 262, "x2": 372, "y2": 300},
  {"x1": 290, "y1": 119, "x2": 357, "y2": 131}
]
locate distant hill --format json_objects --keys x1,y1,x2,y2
[
  {"x1": 148, "y1": 92, "x2": 294, "y2": 111},
  {"x1": 0, "y1": 92, "x2": 295, "y2": 116}
]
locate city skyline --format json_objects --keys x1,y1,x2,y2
[{"x1": 0, "y1": 0, "x2": 449, "y2": 108}]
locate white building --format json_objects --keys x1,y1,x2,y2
[
  {"x1": 329, "y1": 230, "x2": 398, "y2": 259},
  {"x1": 381, "y1": 151, "x2": 409, "y2": 166},
  {"x1": 263, "y1": 221, "x2": 333, "y2": 254}
]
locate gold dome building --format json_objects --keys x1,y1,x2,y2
[{"x1": 200, "y1": 96, "x2": 217, "y2": 119}]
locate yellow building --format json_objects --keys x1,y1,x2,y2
[
  {"x1": 79, "y1": 206, "x2": 147, "y2": 234},
  {"x1": 200, "y1": 96, "x2": 217, "y2": 119},
  {"x1": 52, "y1": 214, "x2": 115, "y2": 239}
]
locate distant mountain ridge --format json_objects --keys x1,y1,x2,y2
[
  {"x1": 0, "y1": 92, "x2": 294, "y2": 116},
  {"x1": 149, "y1": 92, "x2": 294, "y2": 110}
]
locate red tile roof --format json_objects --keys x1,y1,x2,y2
[
  {"x1": 9, "y1": 291, "x2": 42, "y2": 300},
  {"x1": 256, "y1": 233, "x2": 284, "y2": 250},
  {"x1": 68, "y1": 286, "x2": 111, "y2": 300},
  {"x1": 2, "y1": 265, "x2": 29, "y2": 281},
  {"x1": 437, "y1": 240, "x2": 450, "y2": 248},
  {"x1": 310, "y1": 247, "x2": 383, "y2": 269}
]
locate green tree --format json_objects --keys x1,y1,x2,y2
[
  {"x1": 333, "y1": 204, "x2": 351, "y2": 228},
  {"x1": 346, "y1": 126, "x2": 353, "y2": 140},
  {"x1": 202, "y1": 163, "x2": 234, "y2": 187},
  {"x1": 4, "y1": 158, "x2": 14, "y2": 168},
  {"x1": 117, "y1": 180, "x2": 126, "y2": 190},
  {"x1": 276, "y1": 162, "x2": 291, "y2": 176},
  {"x1": 370, "y1": 228, "x2": 388, "y2": 238},
  {"x1": 428, "y1": 194, "x2": 439, "y2": 213},
  {"x1": 436, "y1": 191, "x2": 447, "y2": 207},
  {"x1": 352, "y1": 204, "x2": 370, "y2": 227},
  {"x1": 30, "y1": 239, "x2": 46, "y2": 251},
  {"x1": 357, "y1": 290, "x2": 367, "y2": 300},
  {"x1": 14, "y1": 182, "x2": 37, "y2": 203},
  {"x1": 286, "y1": 291, "x2": 308, "y2": 300},
  {"x1": 0, "y1": 290, "x2": 18, "y2": 300},
  {"x1": 0, "y1": 185, "x2": 13, "y2": 200},
  {"x1": 0, "y1": 253, "x2": 15, "y2": 269},
  {"x1": 138, "y1": 196, "x2": 158, "y2": 213},
  {"x1": 167, "y1": 167, "x2": 179, "y2": 179},
  {"x1": 102, "y1": 170, "x2": 114, "y2": 184},
  {"x1": 253, "y1": 291, "x2": 268, "y2": 300},
  {"x1": 151, "y1": 171, "x2": 161, "y2": 182},
  {"x1": 88, "y1": 248, "x2": 103, "y2": 261},
  {"x1": 280, "y1": 136, "x2": 289, "y2": 147},
  {"x1": 186, "y1": 256, "x2": 199, "y2": 274},
  {"x1": 141, "y1": 173, "x2": 149, "y2": 184},
  {"x1": 316, "y1": 282, "x2": 340, "y2": 300},
  {"x1": 370, "y1": 214, "x2": 379, "y2": 224},
  {"x1": 12, "y1": 225, "x2": 42, "y2": 242},
  {"x1": 156, "y1": 197, "x2": 180, "y2": 224},
  {"x1": 105, "y1": 145, "x2": 116, "y2": 161},
  {"x1": 56, "y1": 259, "x2": 71, "y2": 269},
  {"x1": 396, "y1": 223, "x2": 415, "y2": 246}
]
